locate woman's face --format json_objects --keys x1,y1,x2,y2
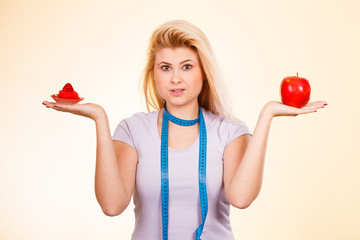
[{"x1": 153, "y1": 47, "x2": 205, "y2": 109}]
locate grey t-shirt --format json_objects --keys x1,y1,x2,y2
[{"x1": 112, "y1": 108, "x2": 251, "y2": 240}]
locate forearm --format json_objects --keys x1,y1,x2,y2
[
  {"x1": 229, "y1": 106, "x2": 273, "y2": 207},
  {"x1": 94, "y1": 113, "x2": 127, "y2": 213}
]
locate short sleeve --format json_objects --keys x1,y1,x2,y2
[
  {"x1": 112, "y1": 118, "x2": 136, "y2": 150},
  {"x1": 219, "y1": 118, "x2": 252, "y2": 148}
]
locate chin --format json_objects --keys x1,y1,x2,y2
[{"x1": 165, "y1": 99, "x2": 198, "y2": 108}]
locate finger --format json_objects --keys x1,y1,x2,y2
[
  {"x1": 42, "y1": 101, "x2": 57, "y2": 104},
  {"x1": 53, "y1": 104, "x2": 76, "y2": 113},
  {"x1": 297, "y1": 108, "x2": 318, "y2": 115},
  {"x1": 304, "y1": 104, "x2": 326, "y2": 110},
  {"x1": 52, "y1": 106, "x2": 69, "y2": 112},
  {"x1": 315, "y1": 101, "x2": 328, "y2": 108},
  {"x1": 42, "y1": 101, "x2": 55, "y2": 108},
  {"x1": 305, "y1": 101, "x2": 328, "y2": 108},
  {"x1": 301, "y1": 106, "x2": 318, "y2": 111}
]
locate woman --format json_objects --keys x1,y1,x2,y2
[{"x1": 42, "y1": 20, "x2": 327, "y2": 240}]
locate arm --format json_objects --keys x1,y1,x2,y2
[
  {"x1": 94, "y1": 113, "x2": 137, "y2": 216},
  {"x1": 223, "y1": 108, "x2": 271, "y2": 209},
  {"x1": 42, "y1": 101, "x2": 137, "y2": 216},
  {"x1": 223, "y1": 100, "x2": 327, "y2": 209}
]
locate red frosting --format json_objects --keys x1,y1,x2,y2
[{"x1": 58, "y1": 83, "x2": 79, "y2": 99}]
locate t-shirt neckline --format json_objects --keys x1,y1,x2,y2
[{"x1": 152, "y1": 108, "x2": 206, "y2": 152}]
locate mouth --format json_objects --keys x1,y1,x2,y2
[{"x1": 170, "y1": 89, "x2": 185, "y2": 93}]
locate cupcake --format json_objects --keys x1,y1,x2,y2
[{"x1": 51, "y1": 83, "x2": 84, "y2": 104}]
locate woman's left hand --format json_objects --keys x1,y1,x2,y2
[{"x1": 263, "y1": 100, "x2": 328, "y2": 118}]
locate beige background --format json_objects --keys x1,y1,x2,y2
[{"x1": 1, "y1": 0, "x2": 359, "y2": 239}]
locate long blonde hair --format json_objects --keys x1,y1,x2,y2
[{"x1": 139, "y1": 19, "x2": 234, "y2": 119}]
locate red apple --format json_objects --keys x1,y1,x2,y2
[{"x1": 280, "y1": 73, "x2": 311, "y2": 108}]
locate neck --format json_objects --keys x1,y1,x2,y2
[{"x1": 164, "y1": 101, "x2": 200, "y2": 120}]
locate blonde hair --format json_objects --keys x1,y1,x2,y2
[{"x1": 139, "y1": 19, "x2": 234, "y2": 119}]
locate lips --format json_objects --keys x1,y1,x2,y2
[
  {"x1": 170, "y1": 89, "x2": 185, "y2": 92},
  {"x1": 170, "y1": 88, "x2": 185, "y2": 96}
]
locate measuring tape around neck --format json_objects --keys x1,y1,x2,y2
[{"x1": 161, "y1": 102, "x2": 208, "y2": 240}]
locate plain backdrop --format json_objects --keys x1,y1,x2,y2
[{"x1": 1, "y1": 0, "x2": 359, "y2": 239}]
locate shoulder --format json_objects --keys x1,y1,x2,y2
[
  {"x1": 202, "y1": 108, "x2": 251, "y2": 148},
  {"x1": 124, "y1": 110, "x2": 156, "y2": 122},
  {"x1": 112, "y1": 110, "x2": 159, "y2": 149},
  {"x1": 202, "y1": 108, "x2": 249, "y2": 131},
  {"x1": 113, "y1": 110, "x2": 159, "y2": 136},
  {"x1": 119, "y1": 110, "x2": 158, "y2": 128}
]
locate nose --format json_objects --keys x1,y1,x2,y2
[{"x1": 170, "y1": 68, "x2": 183, "y2": 84}]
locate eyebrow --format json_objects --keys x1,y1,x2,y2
[{"x1": 158, "y1": 59, "x2": 195, "y2": 66}]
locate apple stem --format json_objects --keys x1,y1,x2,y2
[{"x1": 297, "y1": 72, "x2": 298, "y2": 77}]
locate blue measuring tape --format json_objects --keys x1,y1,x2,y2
[{"x1": 161, "y1": 102, "x2": 208, "y2": 240}]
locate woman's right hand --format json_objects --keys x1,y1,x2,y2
[{"x1": 42, "y1": 101, "x2": 106, "y2": 121}]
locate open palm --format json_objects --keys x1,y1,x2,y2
[
  {"x1": 42, "y1": 101, "x2": 105, "y2": 121},
  {"x1": 265, "y1": 100, "x2": 327, "y2": 117}
]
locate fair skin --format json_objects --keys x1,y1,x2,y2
[
  {"x1": 153, "y1": 47, "x2": 205, "y2": 150},
  {"x1": 42, "y1": 46, "x2": 327, "y2": 215}
]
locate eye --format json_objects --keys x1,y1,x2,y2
[
  {"x1": 161, "y1": 65, "x2": 171, "y2": 71},
  {"x1": 182, "y1": 64, "x2": 192, "y2": 70}
]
